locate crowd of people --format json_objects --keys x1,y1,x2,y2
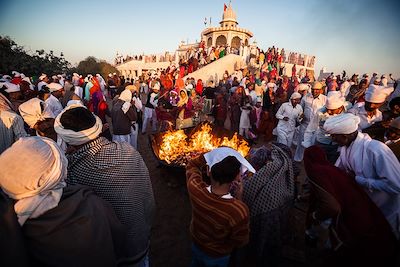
[{"x1": 0, "y1": 56, "x2": 399, "y2": 267}]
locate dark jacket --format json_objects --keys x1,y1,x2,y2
[
  {"x1": 111, "y1": 99, "x2": 137, "y2": 135},
  {"x1": 0, "y1": 185, "x2": 128, "y2": 267}
]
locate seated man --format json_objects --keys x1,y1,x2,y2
[
  {"x1": 0, "y1": 137, "x2": 126, "y2": 266},
  {"x1": 186, "y1": 147, "x2": 255, "y2": 267}
]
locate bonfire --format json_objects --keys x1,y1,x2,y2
[{"x1": 157, "y1": 123, "x2": 250, "y2": 166}]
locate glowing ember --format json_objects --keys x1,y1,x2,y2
[{"x1": 158, "y1": 123, "x2": 250, "y2": 165}]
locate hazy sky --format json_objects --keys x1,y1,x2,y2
[{"x1": 1, "y1": 0, "x2": 399, "y2": 77}]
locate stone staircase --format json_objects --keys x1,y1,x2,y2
[{"x1": 183, "y1": 54, "x2": 244, "y2": 83}]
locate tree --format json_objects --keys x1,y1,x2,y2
[
  {"x1": 0, "y1": 36, "x2": 71, "y2": 77},
  {"x1": 72, "y1": 56, "x2": 119, "y2": 79}
]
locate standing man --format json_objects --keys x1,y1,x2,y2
[
  {"x1": 294, "y1": 81, "x2": 326, "y2": 161},
  {"x1": 275, "y1": 92, "x2": 303, "y2": 148},
  {"x1": 111, "y1": 89, "x2": 137, "y2": 148},
  {"x1": 348, "y1": 84, "x2": 393, "y2": 131},
  {"x1": 54, "y1": 104, "x2": 155, "y2": 266},
  {"x1": 142, "y1": 82, "x2": 159, "y2": 134},
  {"x1": 323, "y1": 113, "x2": 400, "y2": 239},
  {"x1": 302, "y1": 91, "x2": 347, "y2": 163}
]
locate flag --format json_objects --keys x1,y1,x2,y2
[
  {"x1": 204, "y1": 17, "x2": 207, "y2": 26},
  {"x1": 224, "y1": 3, "x2": 227, "y2": 11},
  {"x1": 209, "y1": 17, "x2": 212, "y2": 25}
]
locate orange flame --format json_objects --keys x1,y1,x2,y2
[{"x1": 158, "y1": 123, "x2": 250, "y2": 165}]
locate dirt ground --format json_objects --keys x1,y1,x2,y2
[{"x1": 136, "y1": 131, "x2": 329, "y2": 267}]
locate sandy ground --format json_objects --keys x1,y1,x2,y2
[{"x1": 135, "y1": 130, "x2": 329, "y2": 267}]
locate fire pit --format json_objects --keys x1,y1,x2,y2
[{"x1": 150, "y1": 123, "x2": 251, "y2": 170}]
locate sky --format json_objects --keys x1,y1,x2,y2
[{"x1": 1, "y1": 0, "x2": 399, "y2": 77}]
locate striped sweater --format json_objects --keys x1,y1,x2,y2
[{"x1": 186, "y1": 155, "x2": 250, "y2": 257}]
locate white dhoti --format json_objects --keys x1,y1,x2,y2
[
  {"x1": 113, "y1": 126, "x2": 138, "y2": 150},
  {"x1": 294, "y1": 122, "x2": 309, "y2": 162},
  {"x1": 277, "y1": 128, "x2": 295, "y2": 148},
  {"x1": 142, "y1": 107, "x2": 157, "y2": 133}
]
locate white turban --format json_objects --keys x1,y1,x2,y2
[
  {"x1": 12, "y1": 71, "x2": 21, "y2": 77},
  {"x1": 323, "y1": 113, "x2": 360, "y2": 134},
  {"x1": 0, "y1": 137, "x2": 67, "y2": 225},
  {"x1": 47, "y1": 82, "x2": 63, "y2": 93},
  {"x1": 18, "y1": 98, "x2": 54, "y2": 128},
  {"x1": 204, "y1": 147, "x2": 256, "y2": 174},
  {"x1": 297, "y1": 83, "x2": 310, "y2": 92},
  {"x1": 22, "y1": 77, "x2": 32, "y2": 85},
  {"x1": 290, "y1": 92, "x2": 302, "y2": 99},
  {"x1": 54, "y1": 103, "x2": 103, "y2": 146},
  {"x1": 3, "y1": 82, "x2": 20, "y2": 93},
  {"x1": 365, "y1": 84, "x2": 394, "y2": 103},
  {"x1": 119, "y1": 89, "x2": 132, "y2": 114},
  {"x1": 326, "y1": 91, "x2": 345, "y2": 109}
]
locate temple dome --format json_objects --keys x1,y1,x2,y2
[{"x1": 220, "y1": 4, "x2": 238, "y2": 26}]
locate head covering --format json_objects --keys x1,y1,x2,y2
[
  {"x1": 323, "y1": 113, "x2": 360, "y2": 134},
  {"x1": 125, "y1": 84, "x2": 138, "y2": 92},
  {"x1": 185, "y1": 83, "x2": 194, "y2": 90},
  {"x1": 290, "y1": 92, "x2": 301, "y2": 99},
  {"x1": 12, "y1": 71, "x2": 21, "y2": 77},
  {"x1": 39, "y1": 74, "x2": 47, "y2": 80},
  {"x1": 249, "y1": 145, "x2": 272, "y2": 171},
  {"x1": 3, "y1": 82, "x2": 20, "y2": 93},
  {"x1": 47, "y1": 82, "x2": 63, "y2": 93},
  {"x1": 326, "y1": 91, "x2": 345, "y2": 109},
  {"x1": 177, "y1": 89, "x2": 188, "y2": 107},
  {"x1": 0, "y1": 137, "x2": 67, "y2": 225},
  {"x1": 54, "y1": 103, "x2": 103, "y2": 146},
  {"x1": 364, "y1": 84, "x2": 394, "y2": 103},
  {"x1": 204, "y1": 147, "x2": 256, "y2": 174},
  {"x1": 297, "y1": 83, "x2": 310, "y2": 92},
  {"x1": 18, "y1": 98, "x2": 54, "y2": 128},
  {"x1": 312, "y1": 81, "x2": 323, "y2": 90},
  {"x1": 118, "y1": 89, "x2": 132, "y2": 114},
  {"x1": 153, "y1": 82, "x2": 160, "y2": 91}
]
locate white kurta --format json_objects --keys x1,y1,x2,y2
[
  {"x1": 45, "y1": 94, "x2": 63, "y2": 117},
  {"x1": 335, "y1": 132, "x2": 400, "y2": 239},
  {"x1": 275, "y1": 102, "x2": 303, "y2": 147},
  {"x1": 347, "y1": 102, "x2": 383, "y2": 131},
  {"x1": 294, "y1": 93, "x2": 326, "y2": 161}
]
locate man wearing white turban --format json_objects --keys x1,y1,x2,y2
[
  {"x1": 0, "y1": 88, "x2": 28, "y2": 154},
  {"x1": 54, "y1": 105, "x2": 155, "y2": 266},
  {"x1": 111, "y1": 89, "x2": 138, "y2": 149},
  {"x1": 294, "y1": 81, "x2": 326, "y2": 162},
  {"x1": 275, "y1": 92, "x2": 303, "y2": 147},
  {"x1": 18, "y1": 98, "x2": 67, "y2": 151},
  {"x1": 302, "y1": 91, "x2": 347, "y2": 163},
  {"x1": 323, "y1": 113, "x2": 400, "y2": 239},
  {"x1": 348, "y1": 84, "x2": 394, "y2": 131},
  {"x1": 0, "y1": 136, "x2": 128, "y2": 265}
]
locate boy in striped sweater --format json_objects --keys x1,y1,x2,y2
[{"x1": 186, "y1": 152, "x2": 250, "y2": 267}]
